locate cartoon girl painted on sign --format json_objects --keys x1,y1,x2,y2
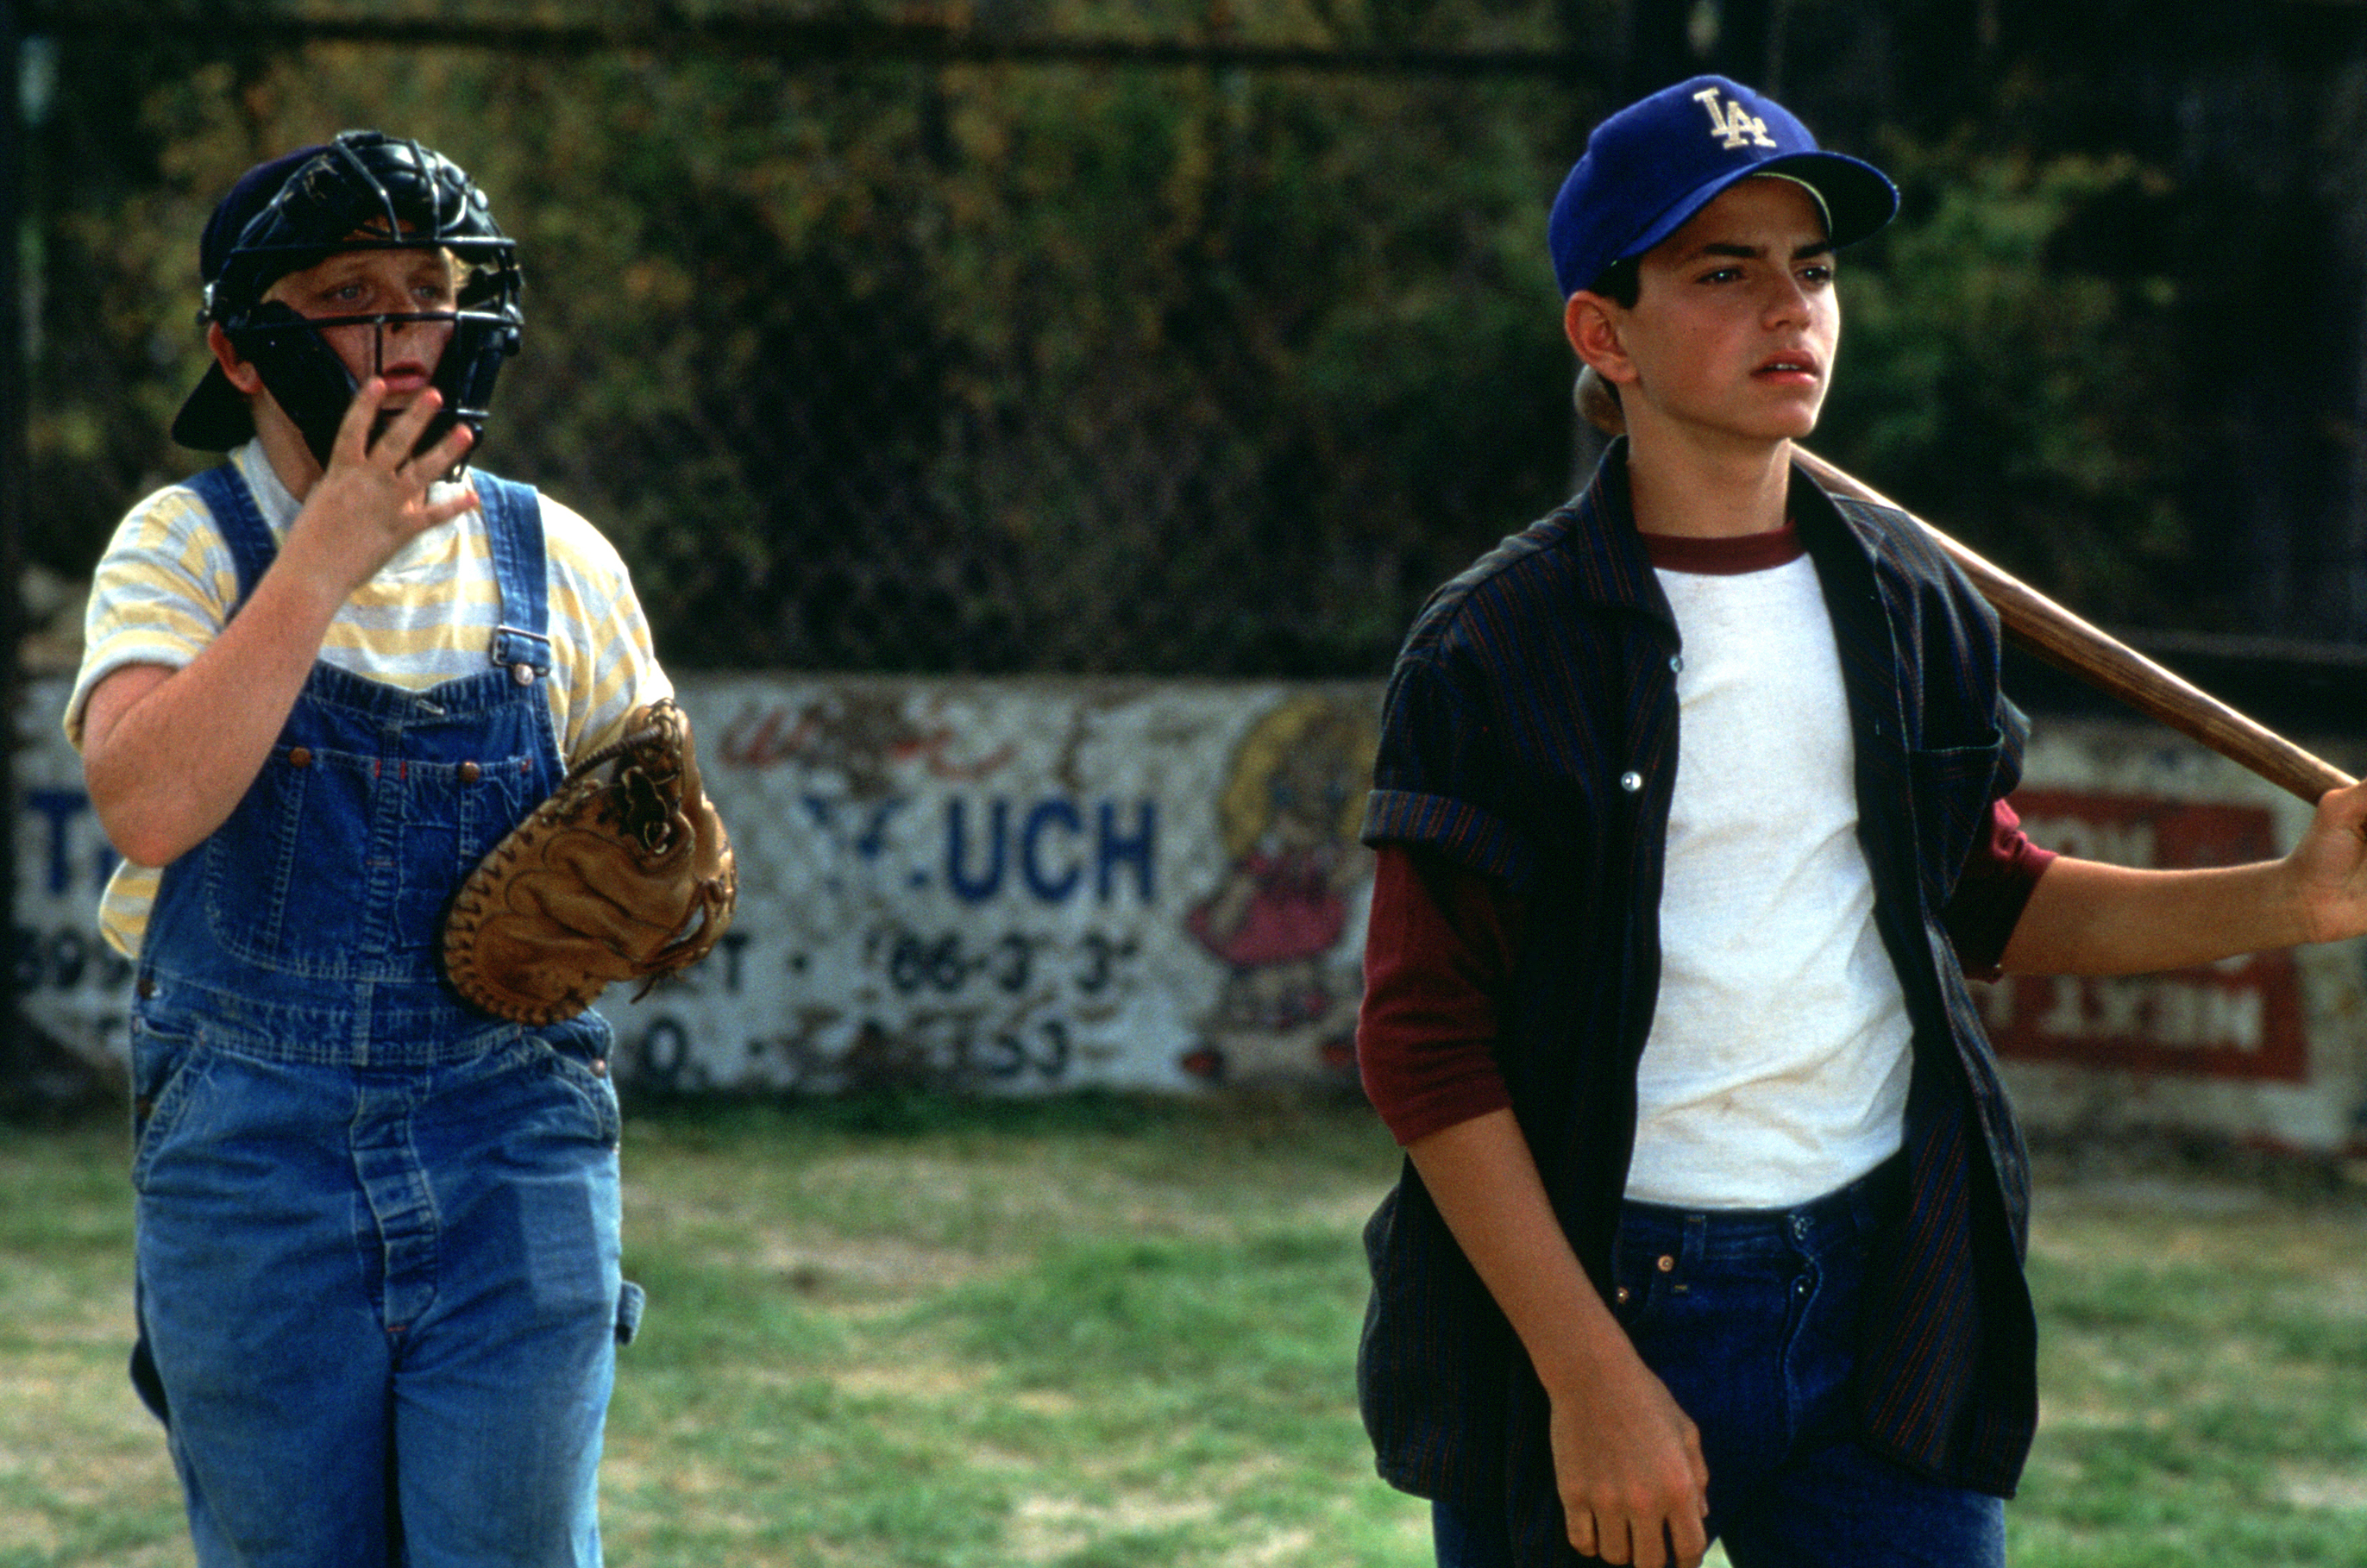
[{"x1": 1181, "y1": 694, "x2": 1376, "y2": 1082}]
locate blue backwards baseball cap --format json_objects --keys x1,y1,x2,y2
[
  {"x1": 1548, "y1": 75, "x2": 1898, "y2": 299},
  {"x1": 173, "y1": 141, "x2": 332, "y2": 450}
]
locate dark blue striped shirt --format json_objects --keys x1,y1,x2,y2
[{"x1": 1356, "y1": 442, "x2": 2038, "y2": 1542}]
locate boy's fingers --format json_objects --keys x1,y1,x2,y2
[
  {"x1": 1570, "y1": 1491, "x2": 1711, "y2": 1566},
  {"x1": 1573, "y1": 1510, "x2": 1643, "y2": 1566},
  {"x1": 332, "y1": 377, "x2": 390, "y2": 464},
  {"x1": 422, "y1": 486, "x2": 480, "y2": 530},
  {"x1": 370, "y1": 385, "x2": 446, "y2": 462},
  {"x1": 1667, "y1": 1508, "x2": 1710, "y2": 1567},
  {"x1": 410, "y1": 412, "x2": 475, "y2": 480}
]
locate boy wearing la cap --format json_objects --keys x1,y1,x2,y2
[
  {"x1": 67, "y1": 133, "x2": 667, "y2": 1565},
  {"x1": 1353, "y1": 76, "x2": 2367, "y2": 1567}
]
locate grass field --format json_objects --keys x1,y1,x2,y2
[{"x1": 3, "y1": 1092, "x2": 2365, "y2": 1566}]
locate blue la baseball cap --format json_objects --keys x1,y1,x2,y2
[{"x1": 1548, "y1": 75, "x2": 1898, "y2": 299}]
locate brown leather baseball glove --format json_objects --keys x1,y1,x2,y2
[{"x1": 442, "y1": 698, "x2": 737, "y2": 1025}]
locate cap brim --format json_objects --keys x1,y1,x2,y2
[
  {"x1": 171, "y1": 362, "x2": 254, "y2": 451},
  {"x1": 1617, "y1": 150, "x2": 1899, "y2": 267}
]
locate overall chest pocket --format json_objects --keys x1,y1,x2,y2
[
  {"x1": 400, "y1": 750, "x2": 546, "y2": 950},
  {"x1": 201, "y1": 743, "x2": 544, "y2": 979}
]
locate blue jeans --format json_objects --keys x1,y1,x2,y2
[
  {"x1": 1434, "y1": 1161, "x2": 2004, "y2": 1566},
  {"x1": 132, "y1": 1018, "x2": 637, "y2": 1567}
]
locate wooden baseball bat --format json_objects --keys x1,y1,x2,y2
[
  {"x1": 1573, "y1": 367, "x2": 2353, "y2": 803},
  {"x1": 1788, "y1": 448, "x2": 2356, "y2": 805}
]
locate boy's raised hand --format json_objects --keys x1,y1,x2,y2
[
  {"x1": 80, "y1": 379, "x2": 484, "y2": 869},
  {"x1": 283, "y1": 377, "x2": 479, "y2": 603}
]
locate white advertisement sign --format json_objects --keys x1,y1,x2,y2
[
  {"x1": 17, "y1": 676, "x2": 2367, "y2": 1151},
  {"x1": 612, "y1": 675, "x2": 1378, "y2": 1094},
  {"x1": 17, "y1": 674, "x2": 1381, "y2": 1098}
]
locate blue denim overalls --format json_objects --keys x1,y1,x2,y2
[{"x1": 128, "y1": 463, "x2": 638, "y2": 1568}]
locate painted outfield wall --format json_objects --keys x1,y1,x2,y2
[
  {"x1": 17, "y1": 675, "x2": 2367, "y2": 1151},
  {"x1": 1971, "y1": 718, "x2": 2367, "y2": 1152}
]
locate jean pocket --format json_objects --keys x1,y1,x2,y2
[
  {"x1": 128, "y1": 1013, "x2": 210, "y2": 1190},
  {"x1": 1609, "y1": 1237, "x2": 1677, "y2": 1333},
  {"x1": 537, "y1": 1023, "x2": 622, "y2": 1150},
  {"x1": 199, "y1": 742, "x2": 344, "y2": 974}
]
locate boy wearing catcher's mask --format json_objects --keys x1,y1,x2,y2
[
  {"x1": 67, "y1": 132, "x2": 669, "y2": 1565},
  {"x1": 1354, "y1": 76, "x2": 2367, "y2": 1568}
]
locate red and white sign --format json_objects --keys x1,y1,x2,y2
[{"x1": 1977, "y1": 790, "x2": 2308, "y2": 1081}]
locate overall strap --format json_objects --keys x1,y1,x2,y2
[
  {"x1": 185, "y1": 464, "x2": 279, "y2": 612},
  {"x1": 472, "y1": 472, "x2": 554, "y2": 684}
]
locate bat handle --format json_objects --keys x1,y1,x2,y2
[{"x1": 1791, "y1": 448, "x2": 2358, "y2": 806}]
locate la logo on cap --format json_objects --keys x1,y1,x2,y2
[{"x1": 1694, "y1": 86, "x2": 1777, "y2": 151}]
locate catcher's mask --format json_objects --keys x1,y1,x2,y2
[{"x1": 171, "y1": 129, "x2": 523, "y2": 467}]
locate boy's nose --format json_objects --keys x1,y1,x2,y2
[{"x1": 1763, "y1": 279, "x2": 1814, "y2": 324}]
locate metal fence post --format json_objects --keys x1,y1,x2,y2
[{"x1": 0, "y1": 2, "x2": 25, "y2": 1082}]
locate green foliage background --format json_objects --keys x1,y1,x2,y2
[{"x1": 22, "y1": 4, "x2": 2265, "y2": 674}]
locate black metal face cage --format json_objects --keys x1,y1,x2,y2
[
  {"x1": 203, "y1": 133, "x2": 523, "y2": 466},
  {"x1": 204, "y1": 132, "x2": 520, "y2": 329}
]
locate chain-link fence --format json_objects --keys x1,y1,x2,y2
[
  {"x1": 16, "y1": 4, "x2": 1645, "y2": 684},
  {"x1": 28, "y1": 3, "x2": 2367, "y2": 688}
]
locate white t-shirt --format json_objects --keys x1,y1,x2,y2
[{"x1": 1623, "y1": 539, "x2": 1912, "y2": 1209}]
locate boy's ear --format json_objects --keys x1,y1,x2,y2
[
  {"x1": 206, "y1": 322, "x2": 264, "y2": 395},
  {"x1": 1563, "y1": 292, "x2": 1636, "y2": 388}
]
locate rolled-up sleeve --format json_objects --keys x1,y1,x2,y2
[
  {"x1": 1360, "y1": 646, "x2": 1538, "y2": 892},
  {"x1": 1943, "y1": 796, "x2": 2057, "y2": 980}
]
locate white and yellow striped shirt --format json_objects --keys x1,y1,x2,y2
[{"x1": 66, "y1": 441, "x2": 672, "y2": 957}]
